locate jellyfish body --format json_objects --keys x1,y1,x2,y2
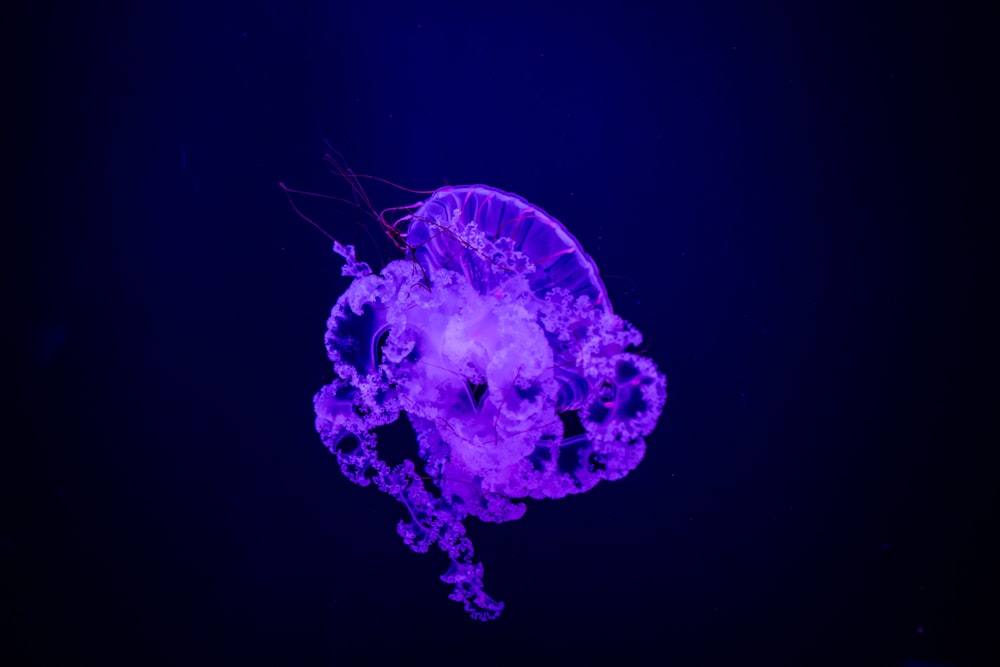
[{"x1": 313, "y1": 185, "x2": 666, "y2": 620}]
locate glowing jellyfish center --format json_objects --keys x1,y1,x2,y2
[{"x1": 313, "y1": 184, "x2": 667, "y2": 621}]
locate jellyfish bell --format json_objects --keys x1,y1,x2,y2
[
  {"x1": 402, "y1": 184, "x2": 610, "y2": 308},
  {"x1": 301, "y1": 161, "x2": 667, "y2": 621}
]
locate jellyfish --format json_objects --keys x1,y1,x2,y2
[{"x1": 309, "y1": 175, "x2": 667, "y2": 621}]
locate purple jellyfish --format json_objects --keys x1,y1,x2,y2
[{"x1": 309, "y1": 175, "x2": 667, "y2": 621}]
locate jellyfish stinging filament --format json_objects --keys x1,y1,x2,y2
[{"x1": 311, "y1": 180, "x2": 667, "y2": 620}]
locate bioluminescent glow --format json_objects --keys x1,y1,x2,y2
[{"x1": 309, "y1": 177, "x2": 666, "y2": 620}]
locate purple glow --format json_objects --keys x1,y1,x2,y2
[{"x1": 313, "y1": 184, "x2": 667, "y2": 620}]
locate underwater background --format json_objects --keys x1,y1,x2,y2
[{"x1": 10, "y1": 1, "x2": 986, "y2": 664}]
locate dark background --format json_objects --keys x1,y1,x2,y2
[{"x1": 8, "y1": 1, "x2": 988, "y2": 664}]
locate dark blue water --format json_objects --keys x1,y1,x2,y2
[{"x1": 10, "y1": 1, "x2": 985, "y2": 664}]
